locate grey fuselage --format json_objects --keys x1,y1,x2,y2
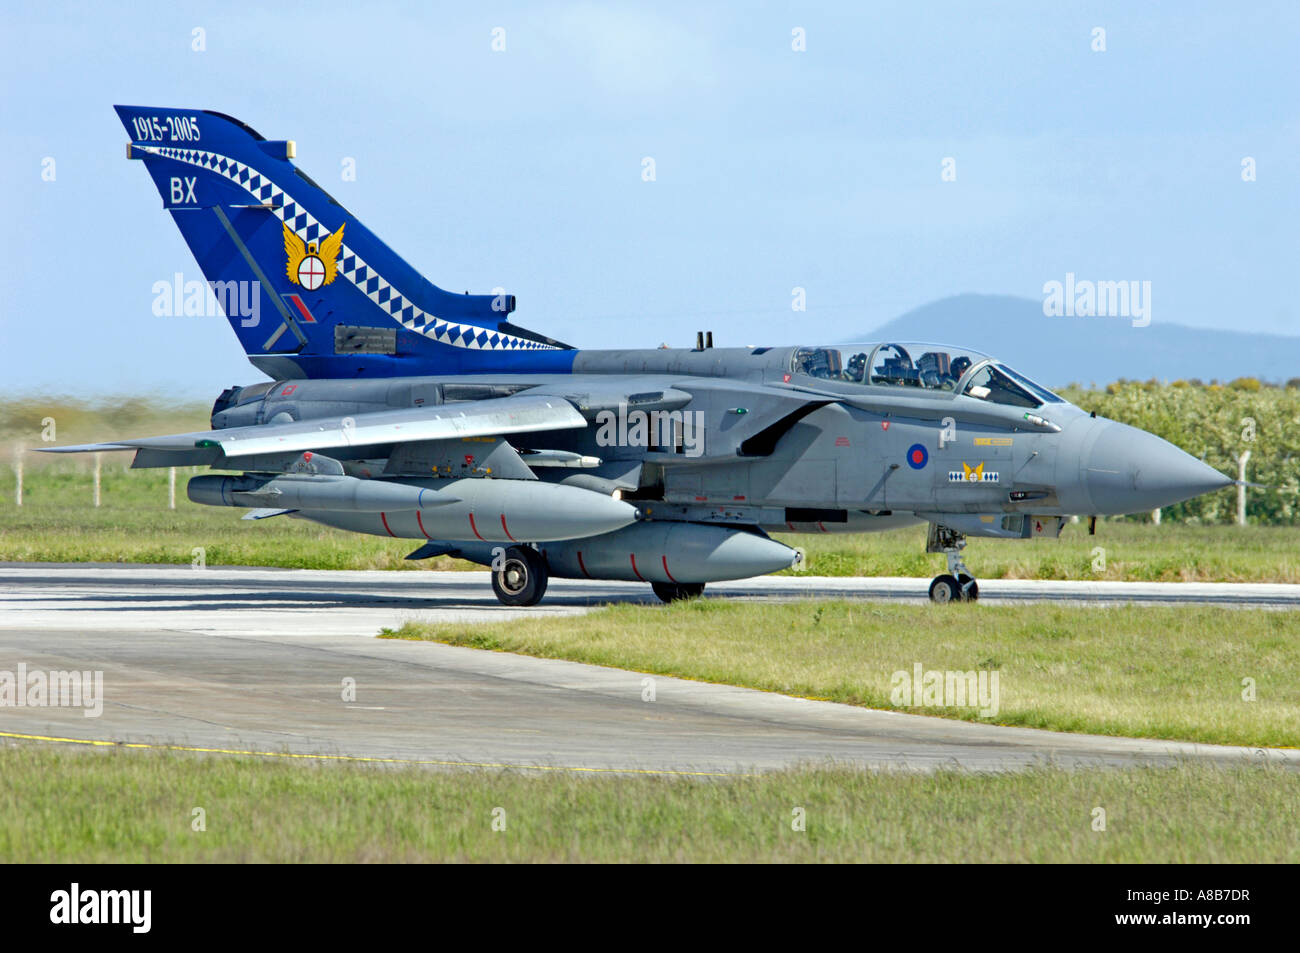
[{"x1": 205, "y1": 343, "x2": 1228, "y2": 542}]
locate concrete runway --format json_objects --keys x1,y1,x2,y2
[{"x1": 0, "y1": 564, "x2": 1295, "y2": 775}]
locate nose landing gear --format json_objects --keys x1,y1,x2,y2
[{"x1": 926, "y1": 523, "x2": 979, "y2": 603}]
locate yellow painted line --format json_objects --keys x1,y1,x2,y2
[{"x1": 0, "y1": 731, "x2": 742, "y2": 777}]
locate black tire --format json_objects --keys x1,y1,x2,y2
[
  {"x1": 929, "y1": 574, "x2": 961, "y2": 604},
  {"x1": 491, "y1": 546, "x2": 548, "y2": 606},
  {"x1": 956, "y1": 573, "x2": 980, "y2": 602},
  {"x1": 651, "y1": 581, "x2": 705, "y2": 604}
]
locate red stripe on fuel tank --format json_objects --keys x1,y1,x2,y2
[
  {"x1": 415, "y1": 511, "x2": 429, "y2": 539},
  {"x1": 629, "y1": 553, "x2": 646, "y2": 581},
  {"x1": 576, "y1": 551, "x2": 591, "y2": 579},
  {"x1": 380, "y1": 513, "x2": 396, "y2": 538},
  {"x1": 500, "y1": 514, "x2": 516, "y2": 541},
  {"x1": 661, "y1": 555, "x2": 678, "y2": 583},
  {"x1": 468, "y1": 512, "x2": 485, "y2": 541}
]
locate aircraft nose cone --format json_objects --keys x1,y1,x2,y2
[{"x1": 1084, "y1": 421, "x2": 1232, "y2": 514}]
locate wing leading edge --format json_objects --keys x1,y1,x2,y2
[{"x1": 39, "y1": 394, "x2": 587, "y2": 458}]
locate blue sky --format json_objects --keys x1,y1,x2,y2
[{"x1": 2, "y1": 1, "x2": 1296, "y2": 395}]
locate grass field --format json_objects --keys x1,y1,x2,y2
[
  {"x1": 0, "y1": 746, "x2": 1294, "y2": 862},
  {"x1": 385, "y1": 600, "x2": 1300, "y2": 748}
]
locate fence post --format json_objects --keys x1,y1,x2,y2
[
  {"x1": 169, "y1": 467, "x2": 177, "y2": 509},
  {"x1": 1151, "y1": 508, "x2": 1161, "y2": 525},
  {"x1": 1236, "y1": 450, "x2": 1250, "y2": 526},
  {"x1": 93, "y1": 452, "x2": 102, "y2": 508}
]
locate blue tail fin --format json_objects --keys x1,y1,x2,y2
[{"x1": 115, "y1": 106, "x2": 575, "y2": 379}]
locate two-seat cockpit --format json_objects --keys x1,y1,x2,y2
[{"x1": 790, "y1": 342, "x2": 1065, "y2": 409}]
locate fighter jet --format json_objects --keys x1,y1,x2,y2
[{"x1": 45, "y1": 106, "x2": 1235, "y2": 605}]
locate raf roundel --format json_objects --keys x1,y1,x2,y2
[{"x1": 906, "y1": 443, "x2": 928, "y2": 470}]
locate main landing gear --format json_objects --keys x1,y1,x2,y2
[
  {"x1": 491, "y1": 545, "x2": 549, "y2": 607},
  {"x1": 488, "y1": 546, "x2": 707, "y2": 607},
  {"x1": 926, "y1": 523, "x2": 979, "y2": 604}
]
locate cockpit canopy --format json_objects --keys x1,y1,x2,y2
[{"x1": 791, "y1": 342, "x2": 1064, "y2": 408}]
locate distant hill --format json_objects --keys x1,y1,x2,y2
[{"x1": 862, "y1": 294, "x2": 1299, "y2": 389}]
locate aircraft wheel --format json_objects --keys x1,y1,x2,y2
[
  {"x1": 957, "y1": 574, "x2": 980, "y2": 602},
  {"x1": 928, "y1": 574, "x2": 961, "y2": 604},
  {"x1": 492, "y1": 546, "x2": 548, "y2": 606},
  {"x1": 651, "y1": 581, "x2": 705, "y2": 604}
]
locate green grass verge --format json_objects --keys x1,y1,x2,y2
[
  {"x1": 779, "y1": 522, "x2": 1300, "y2": 583},
  {"x1": 0, "y1": 747, "x2": 1294, "y2": 862},
  {"x1": 0, "y1": 465, "x2": 463, "y2": 570},
  {"x1": 384, "y1": 601, "x2": 1300, "y2": 749}
]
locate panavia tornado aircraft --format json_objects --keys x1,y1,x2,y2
[{"x1": 47, "y1": 106, "x2": 1235, "y2": 605}]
